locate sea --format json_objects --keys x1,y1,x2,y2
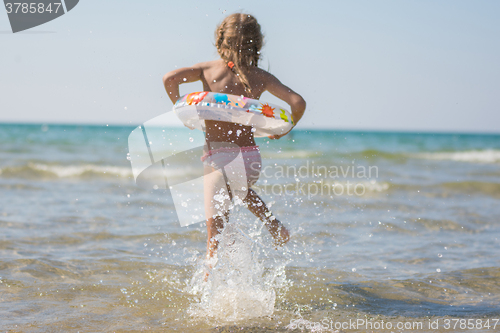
[{"x1": 1, "y1": 123, "x2": 500, "y2": 332}]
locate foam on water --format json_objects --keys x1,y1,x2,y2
[
  {"x1": 414, "y1": 149, "x2": 500, "y2": 163},
  {"x1": 0, "y1": 162, "x2": 209, "y2": 183},
  {"x1": 0, "y1": 162, "x2": 133, "y2": 178},
  {"x1": 261, "y1": 149, "x2": 322, "y2": 159}
]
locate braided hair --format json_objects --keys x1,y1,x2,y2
[{"x1": 215, "y1": 13, "x2": 263, "y2": 93}]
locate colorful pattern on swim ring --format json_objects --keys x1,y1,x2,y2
[{"x1": 175, "y1": 91, "x2": 294, "y2": 125}]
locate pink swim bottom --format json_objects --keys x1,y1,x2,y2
[
  {"x1": 201, "y1": 146, "x2": 261, "y2": 219},
  {"x1": 201, "y1": 146, "x2": 261, "y2": 187}
]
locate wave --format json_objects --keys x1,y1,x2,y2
[
  {"x1": 344, "y1": 149, "x2": 500, "y2": 164},
  {"x1": 0, "y1": 162, "x2": 133, "y2": 179},
  {"x1": 390, "y1": 181, "x2": 500, "y2": 199},
  {"x1": 261, "y1": 149, "x2": 322, "y2": 159},
  {"x1": 414, "y1": 149, "x2": 500, "y2": 163},
  {"x1": 349, "y1": 149, "x2": 406, "y2": 161}
]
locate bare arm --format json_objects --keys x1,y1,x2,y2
[
  {"x1": 162, "y1": 65, "x2": 203, "y2": 104},
  {"x1": 264, "y1": 73, "x2": 306, "y2": 138}
]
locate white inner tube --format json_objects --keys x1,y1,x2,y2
[{"x1": 173, "y1": 91, "x2": 294, "y2": 137}]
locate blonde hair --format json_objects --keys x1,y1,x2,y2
[{"x1": 215, "y1": 13, "x2": 263, "y2": 92}]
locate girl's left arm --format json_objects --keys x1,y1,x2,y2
[{"x1": 163, "y1": 65, "x2": 202, "y2": 104}]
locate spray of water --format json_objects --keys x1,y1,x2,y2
[{"x1": 186, "y1": 210, "x2": 291, "y2": 322}]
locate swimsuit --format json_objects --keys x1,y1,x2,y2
[
  {"x1": 201, "y1": 146, "x2": 261, "y2": 187},
  {"x1": 202, "y1": 145, "x2": 261, "y2": 219}
]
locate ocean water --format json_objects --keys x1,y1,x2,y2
[{"x1": 1, "y1": 123, "x2": 500, "y2": 332}]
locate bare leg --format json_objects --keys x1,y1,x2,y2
[
  {"x1": 203, "y1": 161, "x2": 232, "y2": 281},
  {"x1": 244, "y1": 188, "x2": 290, "y2": 246},
  {"x1": 206, "y1": 212, "x2": 229, "y2": 259},
  {"x1": 203, "y1": 211, "x2": 229, "y2": 282}
]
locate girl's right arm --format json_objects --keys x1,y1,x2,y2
[
  {"x1": 163, "y1": 66, "x2": 202, "y2": 104},
  {"x1": 263, "y1": 72, "x2": 306, "y2": 139}
]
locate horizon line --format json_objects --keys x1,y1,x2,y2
[{"x1": 1, "y1": 120, "x2": 499, "y2": 136}]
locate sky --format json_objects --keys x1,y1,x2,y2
[{"x1": 1, "y1": 0, "x2": 499, "y2": 133}]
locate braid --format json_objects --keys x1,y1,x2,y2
[{"x1": 215, "y1": 14, "x2": 263, "y2": 93}]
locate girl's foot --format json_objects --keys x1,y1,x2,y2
[
  {"x1": 203, "y1": 254, "x2": 217, "y2": 282},
  {"x1": 266, "y1": 220, "x2": 290, "y2": 246}
]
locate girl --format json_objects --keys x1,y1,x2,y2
[{"x1": 163, "y1": 13, "x2": 306, "y2": 269}]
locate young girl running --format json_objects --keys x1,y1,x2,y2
[{"x1": 163, "y1": 13, "x2": 306, "y2": 267}]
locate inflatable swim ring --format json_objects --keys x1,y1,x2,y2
[{"x1": 173, "y1": 91, "x2": 294, "y2": 137}]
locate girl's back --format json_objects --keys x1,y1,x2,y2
[
  {"x1": 197, "y1": 59, "x2": 266, "y2": 99},
  {"x1": 197, "y1": 59, "x2": 269, "y2": 147}
]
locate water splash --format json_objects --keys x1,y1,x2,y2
[{"x1": 186, "y1": 215, "x2": 290, "y2": 322}]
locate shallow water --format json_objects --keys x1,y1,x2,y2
[{"x1": 1, "y1": 124, "x2": 500, "y2": 332}]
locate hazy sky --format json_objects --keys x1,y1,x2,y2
[{"x1": 1, "y1": 0, "x2": 499, "y2": 133}]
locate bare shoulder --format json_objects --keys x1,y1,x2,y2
[
  {"x1": 250, "y1": 67, "x2": 281, "y2": 88},
  {"x1": 251, "y1": 66, "x2": 274, "y2": 79},
  {"x1": 193, "y1": 59, "x2": 225, "y2": 70}
]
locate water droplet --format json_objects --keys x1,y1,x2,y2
[
  {"x1": 436, "y1": 268, "x2": 441, "y2": 272},
  {"x1": 189, "y1": 137, "x2": 194, "y2": 142},
  {"x1": 183, "y1": 78, "x2": 187, "y2": 81},
  {"x1": 352, "y1": 268, "x2": 356, "y2": 272},
  {"x1": 438, "y1": 253, "x2": 443, "y2": 258}
]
